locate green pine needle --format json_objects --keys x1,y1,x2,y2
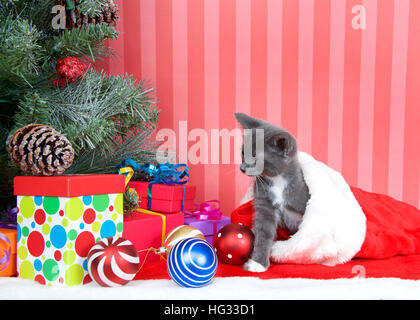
[
  {"x1": 77, "y1": 0, "x2": 108, "y2": 17},
  {"x1": 52, "y1": 23, "x2": 118, "y2": 60}
]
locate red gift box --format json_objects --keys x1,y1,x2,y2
[
  {"x1": 122, "y1": 211, "x2": 184, "y2": 270},
  {"x1": 128, "y1": 181, "x2": 196, "y2": 213}
]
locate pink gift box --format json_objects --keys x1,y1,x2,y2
[{"x1": 128, "y1": 181, "x2": 196, "y2": 213}]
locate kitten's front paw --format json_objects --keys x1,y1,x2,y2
[{"x1": 243, "y1": 259, "x2": 268, "y2": 273}]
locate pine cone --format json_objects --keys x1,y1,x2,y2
[
  {"x1": 123, "y1": 187, "x2": 140, "y2": 217},
  {"x1": 8, "y1": 124, "x2": 75, "y2": 176}
]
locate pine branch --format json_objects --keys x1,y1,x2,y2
[
  {"x1": 77, "y1": 0, "x2": 108, "y2": 17},
  {"x1": 0, "y1": 15, "x2": 48, "y2": 87},
  {"x1": 1, "y1": 0, "x2": 60, "y2": 36},
  {"x1": 13, "y1": 69, "x2": 160, "y2": 162},
  {"x1": 50, "y1": 22, "x2": 118, "y2": 60},
  {"x1": 65, "y1": 129, "x2": 159, "y2": 174}
]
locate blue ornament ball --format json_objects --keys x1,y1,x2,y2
[{"x1": 167, "y1": 238, "x2": 218, "y2": 288}]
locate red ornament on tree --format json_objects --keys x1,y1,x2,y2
[
  {"x1": 213, "y1": 223, "x2": 254, "y2": 265},
  {"x1": 52, "y1": 56, "x2": 87, "y2": 87},
  {"x1": 56, "y1": 56, "x2": 86, "y2": 79}
]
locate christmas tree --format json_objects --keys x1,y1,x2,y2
[{"x1": 0, "y1": 0, "x2": 160, "y2": 218}]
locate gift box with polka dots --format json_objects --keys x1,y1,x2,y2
[{"x1": 14, "y1": 175, "x2": 125, "y2": 286}]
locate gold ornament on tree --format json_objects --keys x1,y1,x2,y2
[{"x1": 7, "y1": 124, "x2": 74, "y2": 176}]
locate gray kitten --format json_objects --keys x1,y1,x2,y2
[{"x1": 234, "y1": 113, "x2": 310, "y2": 272}]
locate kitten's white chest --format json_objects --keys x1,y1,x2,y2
[
  {"x1": 269, "y1": 175, "x2": 288, "y2": 208},
  {"x1": 269, "y1": 175, "x2": 302, "y2": 230}
]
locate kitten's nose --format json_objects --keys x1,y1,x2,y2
[{"x1": 240, "y1": 163, "x2": 247, "y2": 173}]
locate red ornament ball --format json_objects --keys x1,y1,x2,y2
[
  {"x1": 56, "y1": 56, "x2": 86, "y2": 79},
  {"x1": 213, "y1": 223, "x2": 254, "y2": 265},
  {"x1": 52, "y1": 56, "x2": 87, "y2": 87},
  {"x1": 87, "y1": 236, "x2": 139, "y2": 287}
]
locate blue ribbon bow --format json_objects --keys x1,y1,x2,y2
[{"x1": 118, "y1": 159, "x2": 189, "y2": 211}]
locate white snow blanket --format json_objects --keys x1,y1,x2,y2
[{"x1": 1, "y1": 277, "x2": 420, "y2": 300}]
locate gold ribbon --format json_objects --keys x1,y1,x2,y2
[
  {"x1": 135, "y1": 208, "x2": 166, "y2": 260},
  {"x1": 119, "y1": 166, "x2": 166, "y2": 261},
  {"x1": 119, "y1": 166, "x2": 134, "y2": 187},
  {"x1": 119, "y1": 166, "x2": 140, "y2": 205}
]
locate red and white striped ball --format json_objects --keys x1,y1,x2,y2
[{"x1": 87, "y1": 237, "x2": 139, "y2": 287}]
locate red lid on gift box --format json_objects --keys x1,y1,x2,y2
[
  {"x1": 14, "y1": 175, "x2": 125, "y2": 197},
  {"x1": 128, "y1": 181, "x2": 196, "y2": 200},
  {"x1": 128, "y1": 181, "x2": 196, "y2": 213}
]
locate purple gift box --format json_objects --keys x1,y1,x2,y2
[{"x1": 184, "y1": 215, "x2": 231, "y2": 246}]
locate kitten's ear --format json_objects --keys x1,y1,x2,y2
[
  {"x1": 272, "y1": 132, "x2": 297, "y2": 158},
  {"x1": 234, "y1": 113, "x2": 264, "y2": 129}
]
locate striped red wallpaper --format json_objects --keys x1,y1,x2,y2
[{"x1": 105, "y1": 0, "x2": 420, "y2": 214}]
